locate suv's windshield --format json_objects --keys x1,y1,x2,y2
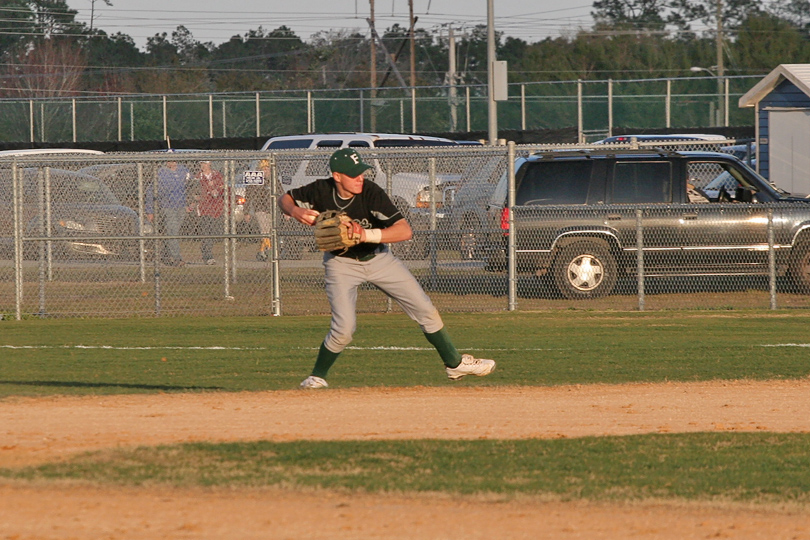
[{"x1": 688, "y1": 160, "x2": 785, "y2": 201}]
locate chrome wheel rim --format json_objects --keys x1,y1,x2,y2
[{"x1": 566, "y1": 254, "x2": 604, "y2": 292}]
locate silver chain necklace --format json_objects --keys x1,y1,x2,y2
[{"x1": 332, "y1": 189, "x2": 355, "y2": 211}]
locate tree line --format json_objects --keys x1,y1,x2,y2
[{"x1": 2, "y1": 0, "x2": 810, "y2": 100}]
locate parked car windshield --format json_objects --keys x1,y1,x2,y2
[{"x1": 22, "y1": 170, "x2": 122, "y2": 206}]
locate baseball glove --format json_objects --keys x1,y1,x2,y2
[{"x1": 313, "y1": 210, "x2": 363, "y2": 252}]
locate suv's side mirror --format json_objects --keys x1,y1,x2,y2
[{"x1": 736, "y1": 186, "x2": 755, "y2": 203}]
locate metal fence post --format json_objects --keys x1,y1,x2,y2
[
  {"x1": 227, "y1": 160, "x2": 237, "y2": 285},
  {"x1": 223, "y1": 159, "x2": 232, "y2": 297},
  {"x1": 636, "y1": 209, "x2": 645, "y2": 312},
  {"x1": 72, "y1": 98, "x2": 77, "y2": 143},
  {"x1": 385, "y1": 165, "x2": 394, "y2": 313},
  {"x1": 666, "y1": 79, "x2": 672, "y2": 129},
  {"x1": 137, "y1": 163, "x2": 146, "y2": 283},
  {"x1": 507, "y1": 142, "x2": 517, "y2": 311},
  {"x1": 45, "y1": 167, "x2": 53, "y2": 282},
  {"x1": 117, "y1": 97, "x2": 122, "y2": 142},
  {"x1": 466, "y1": 86, "x2": 471, "y2": 132},
  {"x1": 307, "y1": 91, "x2": 313, "y2": 133},
  {"x1": 29, "y1": 100, "x2": 34, "y2": 143},
  {"x1": 255, "y1": 92, "x2": 261, "y2": 137},
  {"x1": 269, "y1": 157, "x2": 281, "y2": 316},
  {"x1": 577, "y1": 80, "x2": 583, "y2": 143},
  {"x1": 411, "y1": 88, "x2": 417, "y2": 133},
  {"x1": 520, "y1": 84, "x2": 526, "y2": 131},
  {"x1": 162, "y1": 95, "x2": 167, "y2": 142},
  {"x1": 209, "y1": 95, "x2": 214, "y2": 139},
  {"x1": 222, "y1": 101, "x2": 227, "y2": 138},
  {"x1": 429, "y1": 157, "x2": 438, "y2": 290},
  {"x1": 608, "y1": 78, "x2": 613, "y2": 137},
  {"x1": 37, "y1": 169, "x2": 46, "y2": 316},
  {"x1": 768, "y1": 208, "x2": 777, "y2": 310},
  {"x1": 13, "y1": 163, "x2": 22, "y2": 320}
]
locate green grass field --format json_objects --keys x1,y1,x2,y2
[
  {"x1": 3, "y1": 310, "x2": 810, "y2": 395},
  {"x1": 2, "y1": 310, "x2": 810, "y2": 504}
]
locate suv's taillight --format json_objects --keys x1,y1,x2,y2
[{"x1": 500, "y1": 207, "x2": 510, "y2": 235}]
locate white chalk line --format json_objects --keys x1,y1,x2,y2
[
  {"x1": 1, "y1": 345, "x2": 552, "y2": 352},
  {"x1": 3, "y1": 344, "x2": 809, "y2": 352}
]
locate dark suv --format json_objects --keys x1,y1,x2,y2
[{"x1": 486, "y1": 149, "x2": 810, "y2": 299}]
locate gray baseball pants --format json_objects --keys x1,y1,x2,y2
[{"x1": 323, "y1": 246, "x2": 444, "y2": 353}]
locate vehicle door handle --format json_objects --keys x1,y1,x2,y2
[
  {"x1": 682, "y1": 213, "x2": 698, "y2": 220},
  {"x1": 606, "y1": 214, "x2": 622, "y2": 221}
]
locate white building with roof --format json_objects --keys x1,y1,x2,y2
[{"x1": 740, "y1": 64, "x2": 810, "y2": 195}]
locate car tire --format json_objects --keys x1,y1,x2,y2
[
  {"x1": 552, "y1": 241, "x2": 617, "y2": 299},
  {"x1": 789, "y1": 241, "x2": 810, "y2": 294}
]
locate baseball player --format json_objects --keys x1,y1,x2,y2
[{"x1": 278, "y1": 147, "x2": 496, "y2": 389}]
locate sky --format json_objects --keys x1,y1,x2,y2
[{"x1": 71, "y1": 0, "x2": 597, "y2": 50}]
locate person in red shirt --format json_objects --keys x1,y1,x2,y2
[{"x1": 195, "y1": 161, "x2": 225, "y2": 265}]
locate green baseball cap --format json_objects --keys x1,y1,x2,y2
[{"x1": 329, "y1": 148, "x2": 373, "y2": 177}]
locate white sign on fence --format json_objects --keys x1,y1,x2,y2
[{"x1": 243, "y1": 170, "x2": 265, "y2": 185}]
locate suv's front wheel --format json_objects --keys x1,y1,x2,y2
[{"x1": 552, "y1": 241, "x2": 617, "y2": 299}]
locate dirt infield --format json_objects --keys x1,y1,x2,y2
[{"x1": 2, "y1": 380, "x2": 810, "y2": 539}]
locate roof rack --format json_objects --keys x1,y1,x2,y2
[{"x1": 529, "y1": 147, "x2": 685, "y2": 159}]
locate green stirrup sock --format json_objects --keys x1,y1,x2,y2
[
  {"x1": 311, "y1": 342, "x2": 341, "y2": 378},
  {"x1": 424, "y1": 328, "x2": 462, "y2": 368}
]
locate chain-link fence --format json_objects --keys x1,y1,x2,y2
[
  {"x1": 2, "y1": 140, "x2": 809, "y2": 320},
  {"x1": 0, "y1": 75, "x2": 763, "y2": 145}
]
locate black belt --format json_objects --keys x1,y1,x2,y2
[{"x1": 338, "y1": 245, "x2": 384, "y2": 262}]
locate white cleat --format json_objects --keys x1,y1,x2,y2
[
  {"x1": 299, "y1": 375, "x2": 329, "y2": 389},
  {"x1": 445, "y1": 354, "x2": 496, "y2": 380}
]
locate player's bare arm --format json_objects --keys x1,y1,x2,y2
[
  {"x1": 279, "y1": 193, "x2": 319, "y2": 226},
  {"x1": 365, "y1": 218, "x2": 412, "y2": 244}
]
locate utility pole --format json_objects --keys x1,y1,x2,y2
[
  {"x1": 487, "y1": 0, "x2": 497, "y2": 145},
  {"x1": 408, "y1": 0, "x2": 416, "y2": 132},
  {"x1": 447, "y1": 26, "x2": 458, "y2": 132},
  {"x1": 716, "y1": 0, "x2": 724, "y2": 127},
  {"x1": 370, "y1": 0, "x2": 377, "y2": 131}
]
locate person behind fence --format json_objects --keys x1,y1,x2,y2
[
  {"x1": 195, "y1": 160, "x2": 225, "y2": 265},
  {"x1": 146, "y1": 159, "x2": 191, "y2": 267},
  {"x1": 245, "y1": 159, "x2": 273, "y2": 261},
  {"x1": 278, "y1": 147, "x2": 496, "y2": 389}
]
